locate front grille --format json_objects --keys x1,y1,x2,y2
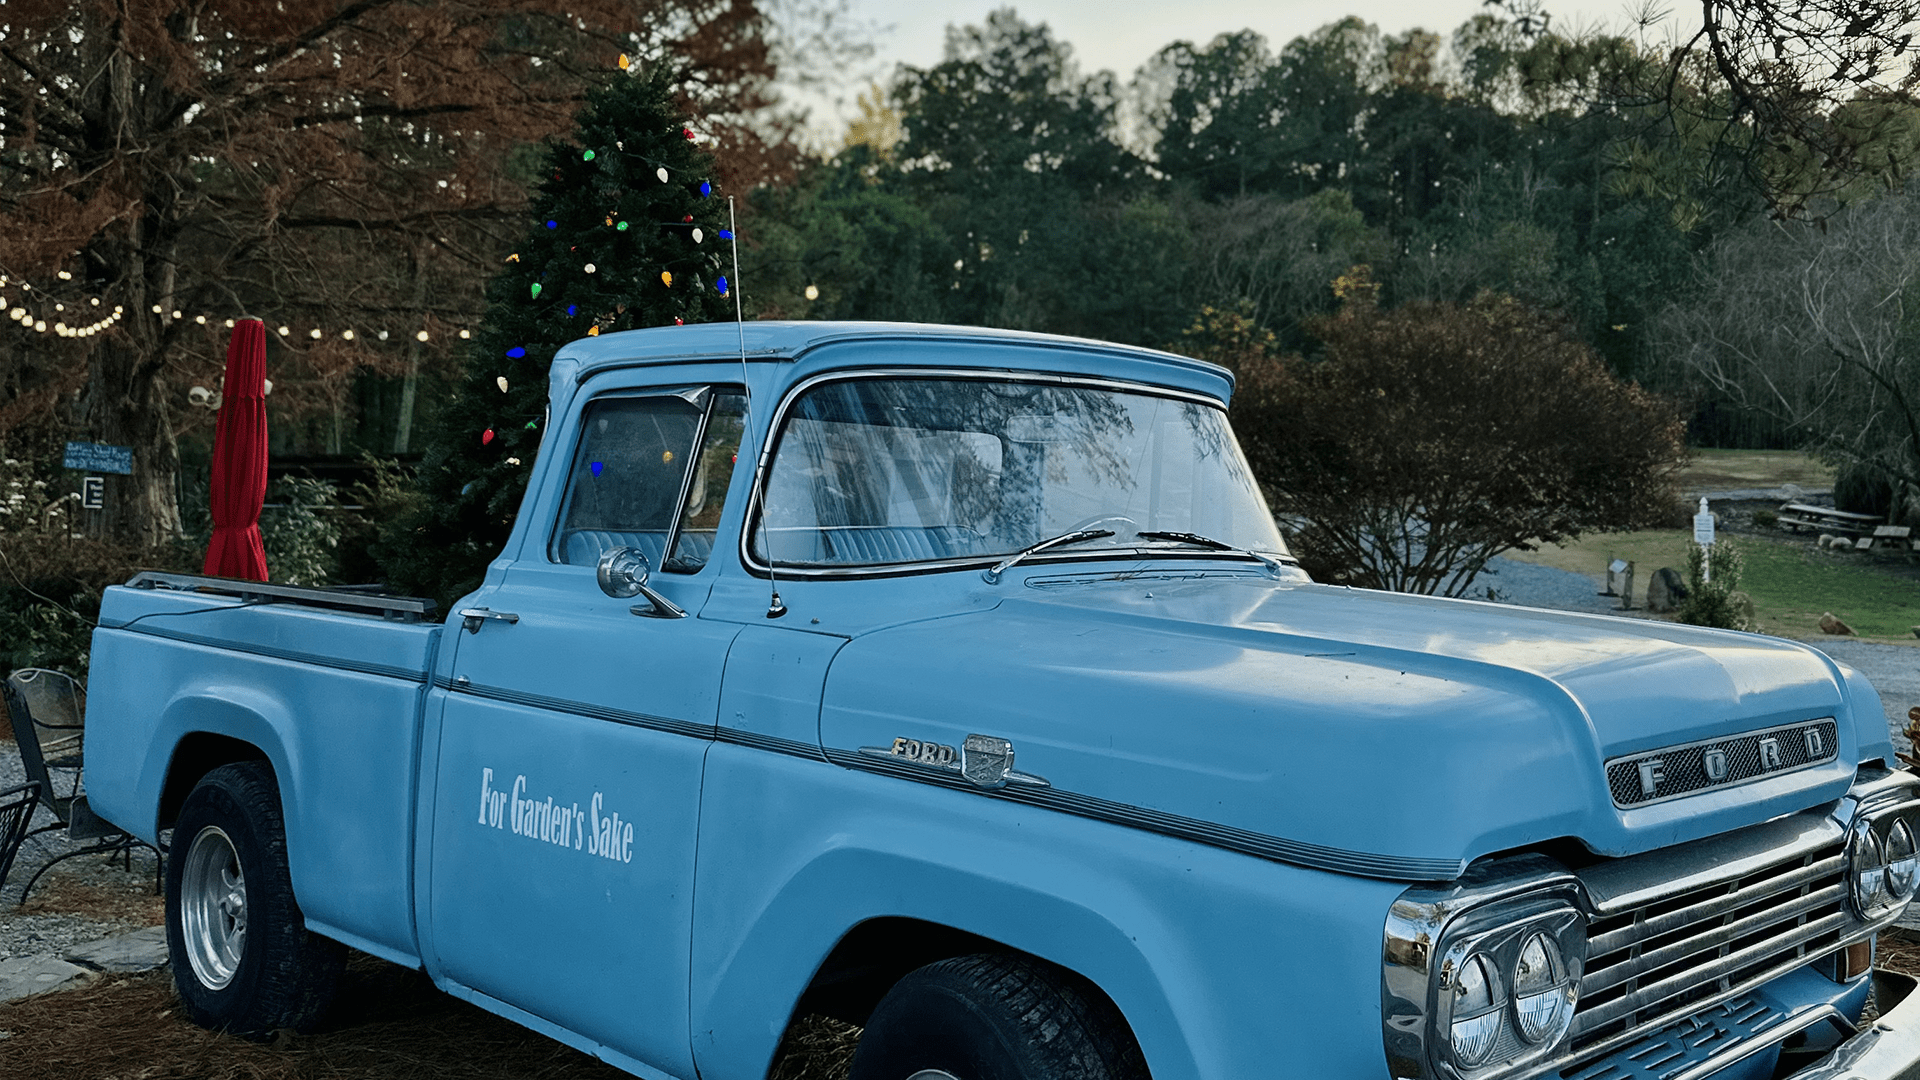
[
  {"x1": 1568, "y1": 841, "x2": 1849, "y2": 1055},
  {"x1": 1562, "y1": 995, "x2": 1782, "y2": 1080}
]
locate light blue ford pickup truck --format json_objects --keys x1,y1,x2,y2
[{"x1": 84, "y1": 322, "x2": 1920, "y2": 1080}]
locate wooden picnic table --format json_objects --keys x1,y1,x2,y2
[{"x1": 1776, "y1": 502, "x2": 1882, "y2": 535}]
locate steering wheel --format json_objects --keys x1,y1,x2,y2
[{"x1": 1064, "y1": 514, "x2": 1138, "y2": 539}]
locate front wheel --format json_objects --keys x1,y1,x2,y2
[
  {"x1": 848, "y1": 954, "x2": 1148, "y2": 1080},
  {"x1": 165, "y1": 761, "x2": 344, "y2": 1037}
]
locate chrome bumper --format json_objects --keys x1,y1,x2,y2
[{"x1": 1789, "y1": 971, "x2": 1920, "y2": 1080}]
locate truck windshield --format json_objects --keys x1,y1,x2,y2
[{"x1": 751, "y1": 375, "x2": 1287, "y2": 570}]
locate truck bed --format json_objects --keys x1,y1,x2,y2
[{"x1": 85, "y1": 572, "x2": 445, "y2": 966}]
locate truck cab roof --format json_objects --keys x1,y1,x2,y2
[{"x1": 549, "y1": 320, "x2": 1236, "y2": 403}]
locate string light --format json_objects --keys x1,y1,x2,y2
[
  {"x1": 0, "y1": 269, "x2": 471, "y2": 344},
  {"x1": 657, "y1": 167, "x2": 669, "y2": 183}
]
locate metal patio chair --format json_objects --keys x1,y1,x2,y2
[
  {"x1": 3, "y1": 668, "x2": 159, "y2": 904},
  {"x1": 0, "y1": 781, "x2": 40, "y2": 896}
]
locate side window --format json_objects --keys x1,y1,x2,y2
[
  {"x1": 663, "y1": 392, "x2": 746, "y2": 573},
  {"x1": 551, "y1": 394, "x2": 705, "y2": 567}
]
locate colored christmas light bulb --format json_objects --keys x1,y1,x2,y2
[
  {"x1": 506, "y1": 347, "x2": 526, "y2": 358},
  {"x1": 591, "y1": 462, "x2": 603, "y2": 477},
  {"x1": 716, "y1": 275, "x2": 729, "y2": 296},
  {"x1": 545, "y1": 220, "x2": 558, "y2": 229},
  {"x1": 661, "y1": 271, "x2": 673, "y2": 287},
  {"x1": 588, "y1": 325, "x2": 601, "y2": 336},
  {"x1": 618, "y1": 54, "x2": 630, "y2": 69},
  {"x1": 583, "y1": 149, "x2": 596, "y2": 161},
  {"x1": 617, "y1": 221, "x2": 630, "y2": 231},
  {"x1": 700, "y1": 181, "x2": 711, "y2": 197},
  {"x1": 497, "y1": 376, "x2": 510, "y2": 392},
  {"x1": 692, "y1": 228, "x2": 704, "y2": 243},
  {"x1": 718, "y1": 229, "x2": 733, "y2": 240},
  {"x1": 482, "y1": 428, "x2": 495, "y2": 446},
  {"x1": 530, "y1": 283, "x2": 542, "y2": 298},
  {"x1": 567, "y1": 305, "x2": 578, "y2": 316},
  {"x1": 657, "y1": 167, "x2": 669, "y2": 183}
]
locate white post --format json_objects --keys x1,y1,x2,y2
[{"x1": 1693, "y1": 496, "x2": 1715, "y2": 584}]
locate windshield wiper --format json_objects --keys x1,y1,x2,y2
[
  {"x1": 1135, "y1": 531, "x2": 1296, "y2": 578},
  {"x1": 981, "y1": 529, "x2": 1115, "y2": 584}
]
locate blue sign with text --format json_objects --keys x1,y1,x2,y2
[{"x1": 63, "y1": 441, "x2": 133, "y2": 475}]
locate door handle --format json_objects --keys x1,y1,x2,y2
[{"x1": 459, "y1": 607, "x2": 520, "y2": 634}]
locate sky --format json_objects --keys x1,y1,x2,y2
[
  {"x1": 805, "y1": 0, "x2": 1639, "y2": 138},
  {"x1": 844, "y1": 0, "x2": 1636, "y2": 77}
]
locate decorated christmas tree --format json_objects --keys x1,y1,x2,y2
[{"x1": 379, "y1": 68, "x2": 736, "y2": 605}]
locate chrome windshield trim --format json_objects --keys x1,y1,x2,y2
[{"x1": 736, "y1": 367, "x2": 1242, "y2": 580}]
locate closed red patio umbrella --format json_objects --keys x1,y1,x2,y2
[{"x1": 203, "y1": 317, "x2": 270, "y2": 581}]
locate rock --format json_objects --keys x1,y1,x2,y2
[
  {"x1": 1818, "y1": 533, "x2": 1839, "y2": 549},
  {"x1": 1819, "y1": 612, "x2": 1855, "y2": 635},
  {"x1": 65, "y1": 926, "x2": 167, "y2": 973},
  {"x1": 1781, "y1": 482, "x2": 1804, "y2": 501},
  {"x1": 0, "y1": 956, "x2": 91, "y2": 1004},
  {"x1": 1646, "y1": 567, "x2": 1689, "y2": 613},
  {"x1": 1911, "y1": 625, "x2": 1919, "y2": 639}
]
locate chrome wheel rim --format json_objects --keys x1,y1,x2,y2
[
  {"x1": 180, "y1": 825, "x2": 247, "y2": 990},
  {"x1": 905, "y1": 1072, "x2": 961, "y2": 1080}
]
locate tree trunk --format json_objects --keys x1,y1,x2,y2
[{"x1": 85, "y1": 334, "x2": 183, "y2": 546}]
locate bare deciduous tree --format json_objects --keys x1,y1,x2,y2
[
  {"x1": 1659, "y1": 188, "x2": 1920, "y2": 499},
  {"x1": 0, "y1": 0, "x2": 786, "y2": 545}
]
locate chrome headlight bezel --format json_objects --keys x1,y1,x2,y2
[
  {"x1": 1384, "y1": 856, "x2": 1588, "y2": 1080},
  {"x1": 1847, "y1": 788, "x2": 1920, "y2": 920}
]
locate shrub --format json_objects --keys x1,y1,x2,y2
[
  {"x1": 1751, "y1": 507, "x2": 1779, "y2": 529},
  {"x1": 1675, "y1": 540, "x2": 1756, "y2": 631},
  {"x1": 1834, "y1": 461, "x2": 1896, "y2": 519},
  {"x1": 1224, "y1": 282, "x2": 1688, "y2": 595},
  {"x1": 259, "y1": 477, "x2": 342, "y2": 586}
]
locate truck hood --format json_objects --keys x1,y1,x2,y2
[{"x1": 818, "y1": 572, "x2": 1884, "y2": 879}]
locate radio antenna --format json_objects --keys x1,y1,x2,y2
[{"x1": 729, "y1": 196, "x2": 785, "y2": 619}]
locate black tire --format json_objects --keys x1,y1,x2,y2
[
  {"x1": 848, "y1": 954, "x2": 1149, "y2": 1080},
  {"x1": 165, "y1": 761, "x2": 345, "y2": 1037}
]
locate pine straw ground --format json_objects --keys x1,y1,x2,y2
[
  {"x1": 0, "y1": 949, "x2": 861, "y2": 1080},
  {"x1": 5, "y1": 935, "x2": 1920, "y2": 1079}
]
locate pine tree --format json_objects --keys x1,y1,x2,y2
[{"x1": 379, "y1": 69, "x2": 737, "y2": 606}]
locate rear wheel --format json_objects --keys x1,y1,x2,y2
[
  {"x1": 165, "y1": 761, "x2": 344, "y2": 1037},
  {"x1": 848, "y1": 954, "x2": 1147, "y2": 1080}
]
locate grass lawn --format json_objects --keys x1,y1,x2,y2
[
  {"x1": 1506, "y1": 530, "x2": 1920, "y2": 643},
  {"x1": 1678, "y1": 449, "x2": 1835, "y2": 492}
]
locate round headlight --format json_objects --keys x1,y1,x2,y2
[
  {"x1": 1512, "y1": 932, "x2": 1576, "y2": 1044},
  {"x1": 1852, "y1": 827, "x2": 1889, "y2": 916},
  {"x1": 1887, "y1": 820, "x2": 1918, "y2": 903},
  {"x1": 1451, "y1": 953, "x2": 1503, "y2": 1067}
]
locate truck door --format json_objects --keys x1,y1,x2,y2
[{"x1": 425, "y1": 386, "x2": 746, "y2": 1078}]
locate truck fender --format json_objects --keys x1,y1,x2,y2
[
  {"x1": 694, "y1": 843, "x2": 1196, "y2": 1080},
  {"x1": 146, "y1": 690, "x2": 299, "y2": 865}
]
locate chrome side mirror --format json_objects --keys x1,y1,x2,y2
[
  {"x1": 595, "y1": 546, "x2": 687, "y2": 619},
  {"x1": 597, "y1": 546, "x2": 649, "y2": 598}
]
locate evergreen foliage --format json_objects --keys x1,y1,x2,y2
[
  {"x1": 379, "y1": 70, "x2": 735, "y2": 606},
  {"x1": 1676, "y1": 540, "x2": 1757, "y2": 632}
]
